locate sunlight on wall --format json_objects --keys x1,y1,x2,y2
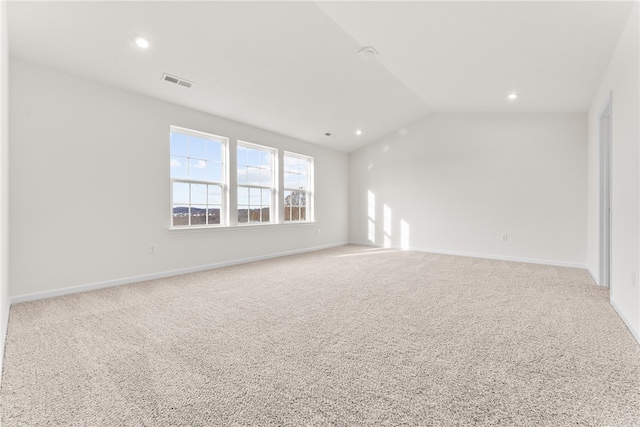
[
  {"x1": 383, "y1": 204, "x2": 392, "y2": 248},
  {"x1": 368, "y1": 190, "x2": 375, "y2": 243},
  {"x1": 401, "y1": 219, "x2": 410, "y2": 250}
]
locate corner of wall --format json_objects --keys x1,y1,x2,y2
[{"x1": 0, "y1": 0, "x2": 10, "y2": 380}]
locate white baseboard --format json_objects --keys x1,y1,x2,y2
[
  {"x1": 10, "y1": 242, "x2": 349, "y2": 305},
  {"x1": 610, "y1": 299, "x2": 640, "y2": 346},
  {"x1": 349, "y1": 241, "x2": 587, "y2": 269},
  {"x1": 587, "y1": 268, "x2": 600, "y2": 286}
]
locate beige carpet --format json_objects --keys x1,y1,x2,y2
[{"x1": 1, "y1": 245, "x2": 639, "y2": 426}]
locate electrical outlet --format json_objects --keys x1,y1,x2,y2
[
  {"x1": 317, "y1": 229, "x2": 321, "y2": 235},
  {"x1": 632, "y1": 271, "x2": 636, "y2": 288},
  {"x1": 148, "y1": 244, "x2": 157, "y2": 255},
  {"x1": 501, "y1": 234, "x2": 508, "y2": 242}
]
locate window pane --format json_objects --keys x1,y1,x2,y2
[
  {"x1": 191, "y1": 205, "x2": 207, "y2": 225},
  {"x1": 284, "y1": 155, "x2": 295, "y2": 172},
  {"x1": 238, "y1": 187, "x2": 249, "y2": 206},
  {"x1": 189, "y1": 158, "x2": 207, "y2": 181},
  {"x1": 189, "y1": 136, "x2": 207, "y2": 159},
  {"x1": 207, "y1": 207, "x2": 221, "y2": 225},
  {"x1": 238, "y1": 206, "x2": 248, "y2": 223},
  {"x1": 262, "y1": 207, "x2": 270, "y2": 222},
  {"x1": 259, "y1": 168, "x2": 271, "y2": 187},
  {"x1": 249, "y1": 187, "x2": 261, "y2": 206},
  {"x1": 291, "y1": 191, "x2": 302, "y2": 207},
  {"x1": 191, "y1": 183, "x2": 207, "y2": 205},
  {"x1": 206, "y1": 141, "x2": 222, "y2": 162},
  {"x1": 237, "y1": 165, "x2": 248, "y2": 185},
  {"x1": 284, "y1": 190, "x2": 292, "y2": 206},
  {"x1": 170, "y1": 156, "x2": 188, "y2": 179},
  {"x1": 170, "y1": 132, "x2": 188, "y2": 157},
  {"x1": 173, "y1": 182, "x2": 189, "y2": 204},
  {"x1": 206, "y1": 162, "x2": 222, "y2": 182},
  {"x1": 259, "y1": 151, "x2": 271, "y2": 168},
  {"x1": 249, "y1": 208, "x2": 261, "y2": 222},
  {"x1": 208, "y1": 185, "x2": 222, "y2": 205},
  {"x1": 300, "y1": 206, "x2": 306, "y2": 221},
  {"x1": 173, "y1": 205, "x2": 190, "y2": 226},
  {"x1": 247, "y1": 167, "x2": 260, "y2": 186},
  {"x1": 298, "y1": 174, "x2": 308, "y2": 190},
  {"x1": 237, "y1": 146, "x2": 248, "y2": 166},
  {"x1": 284, "y1": 172, "x2": 293, "y2": 189},
  {"x1": 262, "y1": 189, "x2": 271, "y2": 206},
  {"x1": 248, "y1": 148, "x2": 260, "y2": 166},
  {"x1": 297, "y1": 158, "x2": 307, "y2": 173},
  {"x1": 284, "y1": 206, "x2": 291, "y2": 221}
]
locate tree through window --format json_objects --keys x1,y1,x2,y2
[{"x1": 284, "y1": 152, "x2": 313, "y2": 222}]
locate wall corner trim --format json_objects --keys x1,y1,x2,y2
[
  {"x1": 587, "y1": 268, "x2": 600, "y2": 286},
  {"x1": 610, "y1": 299, "x2": 640, "y2": 346},
  {"x1": 10, "y1": 242, "x2": 349, "y2": 305}
]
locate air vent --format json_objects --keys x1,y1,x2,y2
[{"x1": 162, "y1": 73, "x2": 194, "y2": 89}]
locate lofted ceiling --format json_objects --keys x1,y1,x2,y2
[{"x1": 7, "y1": 1, "x2": 635, "y2": 153}]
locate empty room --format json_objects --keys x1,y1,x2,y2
[{"x1": 0, "y1": 1, "x2": 639, "y2": 426}]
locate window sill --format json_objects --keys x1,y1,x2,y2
[{"x1": 168, "y1": 221, "x2": 316, "y2": 232}]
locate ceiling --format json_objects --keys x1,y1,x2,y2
[{"x1": 7, "y1": 1, "x2": 635, "y2": 153}]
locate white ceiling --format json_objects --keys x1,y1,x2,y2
[{"x1": 7, "y1": 1, "x2": 635, "y2": 153}]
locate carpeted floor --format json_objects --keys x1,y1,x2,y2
[{"x1": 1, "y1": 245, "x2": 639, "y2": 426}]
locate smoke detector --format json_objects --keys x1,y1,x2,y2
[
  {"x1": 358, "y1": 46, "x2": 379, "y2": 59},
  {"x1": 162, "y1": 73, "x2": 194, "y2": 89}
]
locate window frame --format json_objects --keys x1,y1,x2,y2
[
  {"x1": 236, "y1": 140, "x2": 277, "y2": 225},
  {"x1": 283, "y1": 151, "x2": 314, "y2": 223},
  {"x1": 169, "y1": 126, "x2": 228, "y2": 228}
]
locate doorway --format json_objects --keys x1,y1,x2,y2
[{"x1": 599, "y1": 94, "x2": 612, "y2": 288}]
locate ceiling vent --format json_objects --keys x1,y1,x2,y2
[
  {"x1": 162, "y1": 73, "x2": 194, "y2": 89},
  {"x1": 358, "y1": 46, "x2": 379, "y2": 60},
  {"x1": 324, "y1": 132, "x2": 337, "y2": 138}
]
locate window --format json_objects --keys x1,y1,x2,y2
[
  {"x1": 169, "y1": 129, "x2": 312, "y2": 228},
  {"x1": 284, "y1": 152, "x2": 313, "y2": 222},
  {"x1": 170, "y1": 126, "x2": 226, "y2": 227},
  {"x1": 237, "y1": 142, "x2": 275, "y2": 224}
]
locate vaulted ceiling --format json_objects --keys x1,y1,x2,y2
[{"x1": 7, "y1": 1, "x2": 635, "y2": 152}]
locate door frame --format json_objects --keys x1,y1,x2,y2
[{"x1": 599, "y1": 92, "x2": 612, "y2": 288}]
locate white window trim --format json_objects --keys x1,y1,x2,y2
[
  {"x1": 237, "y1": 140, "x2": 278, "y2": 225},
  {"x1": 168, "y1": 128, "x2": 316, "y2": 230},
  {"x1": 169, "y1": 126, "x2": 228, "y2": 229},
  {"x1": 283, "y1": 151, "x2": 314, "y2": 223}
]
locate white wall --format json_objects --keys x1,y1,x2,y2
[
  {"x1": 587, "y1": 3, "x2": 639, "y2": 341},
  {"x1": 9, "y1": 59, "x2": 349, "y2": 299},
  {"x1": 350, "y1": 113, "x2": 587, "y2": 267},
  {"x1": 0, "y1": 0, "x2": 10, "y2": 376}
]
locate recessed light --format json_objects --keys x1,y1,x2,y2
[
  {"x1": 135, "y1": 37, "x2": 149, "y2": 49},
  {"x1": 508, "y1": 93, "x2": 518, "y2": 100},
  {"x1": 356, "y1": 130, "x2": 362, "y2": 135}
]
